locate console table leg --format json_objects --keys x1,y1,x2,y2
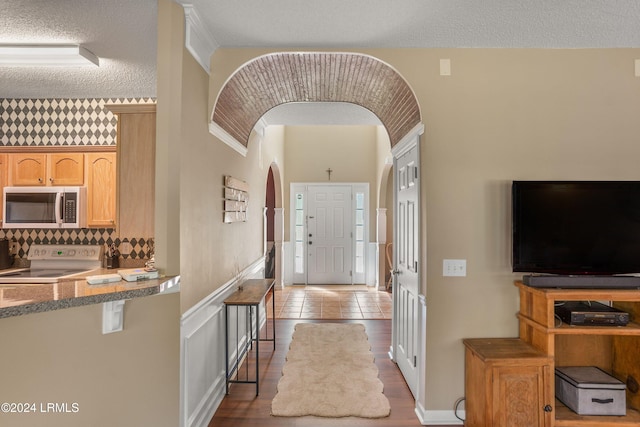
[
  {"x1": 224, "y1": 305, "x2": 229, "y2": 395},
  {"x1": 255, "y1": 304, "x2": 260, "y2": 396}
]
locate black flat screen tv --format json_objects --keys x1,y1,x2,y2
[{"x1": 512, "y1": 181, "x2": 640, "y2": 276}]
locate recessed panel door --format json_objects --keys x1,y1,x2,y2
[
  {"x1": 394, "y1": 144, "x2": 420, "y2": 397},
  {"x1": 307, "y1": 185, "x2": 352, "y2": 284}
]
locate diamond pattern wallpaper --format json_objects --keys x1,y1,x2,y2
[
  {"x1": 1, "y1": 98, "x2": 154, "y2": 146},
  {"x1": 0, "y1": 97, "x2": 156, "y2": 260}
]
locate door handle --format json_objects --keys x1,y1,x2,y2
[
  {"x1": 308, "y1": 233, "x2": 312, "y2": 237},
  {"x1": 391, "y1": 269, "x2": 400, "y2": 276},
  {"x1": 308, "y1": 241, "x2": 313, "y2": 245}
]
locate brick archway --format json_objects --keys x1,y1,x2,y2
[{"x1": 211, "y1": 52, "x2": 422, "y2": 150}]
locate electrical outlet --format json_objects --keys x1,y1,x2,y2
[
  {"x1": 443, "y1": 259, "x2": 466, "y2": 277},
  {"x1": 120, "y1": 242, "x2": 132, "y2": 255},
  {"x1": 440, "y1": 58, "x2": 451, "y2": 76}
]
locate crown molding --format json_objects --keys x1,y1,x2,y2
[{"x1": 179, "y1": 4, "x2": 218, "y2": 74}]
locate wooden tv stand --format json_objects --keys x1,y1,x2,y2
[{"x1": 515, "y1": 281, "x2": 640, "y2": 426}]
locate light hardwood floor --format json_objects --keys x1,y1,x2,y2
[
  {"x1": 210, "y1": 287, "x2": 456, "y2": 427},
  {"x1": 209, "y1": 319, "x2": 452, "y2": 427}
]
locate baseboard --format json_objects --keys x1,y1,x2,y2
[
  {"x1": 179, "y1": 256, "x2": 265, "y2": 427},
  {"x1": 416, "y1": 408, "x2": 464, "y2": 425}
]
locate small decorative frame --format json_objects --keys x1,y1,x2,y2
[{"x1": 223, "y1": 176, "x2": 249, "y2": 223}]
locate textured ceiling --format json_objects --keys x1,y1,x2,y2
[
  {"x1": 0, "y1": 0, "x2": 157, "y2": 99},
  {"x1": 189, "y1": 0, "x2": 640, "y2": 49},
  {"x1": 1, "y1": 1, "x2": 640, "y2": 103},
  {"x1": 212, "y1": 52, "x2": 421, "y2": 147}
]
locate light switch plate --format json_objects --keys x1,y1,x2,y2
[{"x1": 443, "y1": 259, "x2": 466, "y2": 277}]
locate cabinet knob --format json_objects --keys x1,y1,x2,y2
[
  {"x1": 49, "y1": 177, "x2": 54, "y2": 183},
  {"x1": 544, "y1": 404, "x2": 553, "y2": 413},
  {"x1": 38, "y1": 177, "x2": 43, "y2": 183}
]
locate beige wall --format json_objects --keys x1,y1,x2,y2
[
  {"x1": 282, "y1": 125, "x2": 379, "y2": 240},
  {"x1": 374, "y1": 48, "x2": 640, "y2": 409},
  {"x1": 154, "y1": 0, "x2": 184, "y2": 276},
  {"x1": 155, "y1": 6, "x2": 284, "y2": 312},
  {"x1": 199, "y1": 47, "x2": 640, "y2": 412},
  {"x1": 0, "y1": 293, "x2": 180, "y2": 427},
  {"x1": 178, "y1": 54, "x2": 284, "y2": 311}
]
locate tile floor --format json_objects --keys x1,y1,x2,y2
[{"x1": 272, "y1": 285, "x2": 393, "y2": 319}]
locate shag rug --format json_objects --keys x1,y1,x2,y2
[{"x1": 271, "y1": 323, "x2": 391, "y2": 418}]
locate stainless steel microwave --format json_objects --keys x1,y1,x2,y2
[{"x1": 2, "y1": 186, "x2": 87, "y2": 228}]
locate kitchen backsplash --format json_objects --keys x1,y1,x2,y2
[
  {"x1": 0, "y1": 97, "x2": 157, "y2": 260},
  {"x1": 0, "y1": 229, "x2": 153, "y2": 261},
  {"x1": 0, "y1": 97, "x2": 155, "y2": 146}
]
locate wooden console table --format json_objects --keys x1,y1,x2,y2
[{"x1": 223, "y1": 278, "x2": 276, "y2": 396}]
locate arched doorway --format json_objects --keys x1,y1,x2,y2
[
  {"x1": 265, "y1": 167, "x2": 276, "y2": 278},
  {"x1": 378, "y1": 161, "x2": 394, "y2": 291},
  {"x1": 209, "y1": 52, "x2": 422, "y2": 154},
  {"x1": 264, "y1": 162, "x2": 284, "y2": 287},
  {"x1": 210, "y1": 51, "x2": 424, "y2": 403},
  {"x1": 209, "y1": 50, "x2": 422, "y2": 295}
]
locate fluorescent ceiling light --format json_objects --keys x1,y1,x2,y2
[{"x1": 0, "y1": 44, "x2": 99, "y2": 66}]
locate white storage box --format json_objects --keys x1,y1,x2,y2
[{"x1": 555, "y1": 366, "x2": 626, "y2": 416}]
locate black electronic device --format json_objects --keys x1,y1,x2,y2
[
  {"x1": 512, "y1": 181, "x2": 640, "y2": 288},
  {"x1": 555, "y1": 301, "x2": 630, "y2": 326}
]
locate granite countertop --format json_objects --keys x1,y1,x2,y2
[{"x1": 0, "y1": 268, "x2": 180, "y2": 318}]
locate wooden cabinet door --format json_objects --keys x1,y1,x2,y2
[
  {"x1": 117, "y1": 111, "x2": 155, "y2": 237},
  {"x1": 87, "y1": 153, "x2": 116, "y2": 227},
  {"x1": 9, "y1": 153, "x2": 47, "y2": 185},
  {"x1": 49, "y1": 153, "x2": 84, "y2": 185},
  {"x1": 465, "y1": 338, "x2": 553, "y2": 427},
  {"x1": 492, "y1": 365, "x2": 550, "y2": 427}
]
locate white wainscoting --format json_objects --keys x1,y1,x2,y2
[
  {"x1": 180, "y1": 257, "x2": 266, "y2": 427},
  {"x1": 366, "y1": 242, "x2": 377, "y2": 286},
  {"x1": 414, "y1": 295, "x2": 464, "y2": 425},
  {"x1": 283, "y1": 241, "x2": 293, "y2": 285}
]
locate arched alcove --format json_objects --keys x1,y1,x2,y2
[{"x1": 210, "y1": 52, "x2": 422, "y2": 153}]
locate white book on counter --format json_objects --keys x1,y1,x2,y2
[
  {"x1": 117, "y1": 268, "x2": 159, "y2": 282},
  {"x1": 86, "y1": 273, "x2": 122, "y2": 285}
]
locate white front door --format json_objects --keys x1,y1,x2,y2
[
  {"x1": 393, "y1": 140, "x2": 420, "y2": 398},
  {"x1": 307, "y1": 185, "x2": 353, "y2": 284}
]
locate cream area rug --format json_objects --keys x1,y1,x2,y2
[{"x1": 271, "y1": 323, "x2": 391, "y2": 418}]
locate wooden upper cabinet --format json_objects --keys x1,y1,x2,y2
[
  {"x1": 9, "y1": 153, "x2": 47, "y2": 185},
  {"x1": 106, "y1": 104, "x2": 156, "y2": 238},
  {"x1": 87, "y1": 152, "x2": 117, "y2": 227},
  {"x1": 9, "y1": 153, "x2": 84, "y2": 186},
  {"x1": 2, "y1": 149, "x2": 119, "y2": 229},
  {"x1": 49, "y1": 153, "x2": 84, "y2": 185}
]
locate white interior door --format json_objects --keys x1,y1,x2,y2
[
  {"x1": 307, "y1": 185, "x2": 353, "y2": 284},
  {"x1": 393, "y1": 141, "x2": 420, "y2": 398}
]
